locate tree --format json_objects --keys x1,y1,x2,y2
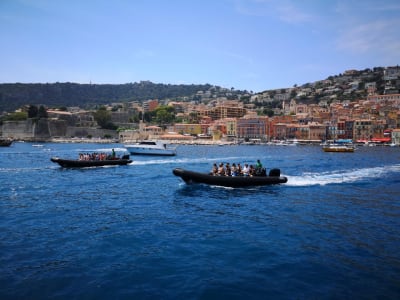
[
  {"x1": 93, "y1": 106, "x2": 117, "y2": 130},
  {"x1": 154, "y1": 105, "x2": 175, "y2": 125},
  {"x1": 38, "y1": 105, "x2": 48, "y2": 118},
  {"x1": 28, "y1": 105, "x2": 39, "y2": 118}
]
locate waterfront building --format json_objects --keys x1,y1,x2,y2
[
  {"x1": 309, "y1": 123, "x2": 326, "y2": 141},
  {"x1": 391, "y1": 129, "x2": 400, "y2": 145},
  {"x1": 354, "y1": 119, "x2": 373, "y2": 141},
  {"x1": 237, "y1": 117, "x2": 268, "y2": 140},
  {"x1": 173, "y1": 123, "x2": 204, "y2": 136}
]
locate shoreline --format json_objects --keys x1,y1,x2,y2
[{"x1": 7, "y1": 138, "x2": 398, "y2": 147}]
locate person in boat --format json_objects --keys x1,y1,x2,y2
[
  {"x1": 225, "y1": 163, "x2": 231, "y2": 176},
  {"x1": 210, "y1": 163, "x2": 218, "y2": 175},
  {"x1": 242, "y1": 163, "x2": 250, "y2": 176},
  {"x1": 112, "y1": 148, "x2": 116, "y2": 159},
  {"x1": 249, "y1": 165, "x2": 256, "y2": 176},
  {"x1": 256, "y1": 159, "x2": 262, "y2": 169},
  {"x1": 255, "y1": 159, "x2": 267, "y2": 176},
  {"x1": 231, "y1": 163, "x2": 238, "y2": 176},
  {"x1": 237, "y1": 163, "x2": 242, "y2": 175},
  {"x1": 217, "y1": 163, "x2": 225, "y2": 176}
]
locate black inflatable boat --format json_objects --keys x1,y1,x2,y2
[
  {"x1": 173, "y1": 168, "x2": 287, "y2": 188},
  {"x1": 51, "y1": 155, "x2": 132, "y2": 168}
]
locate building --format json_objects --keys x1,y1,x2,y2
[
  {"x1": 199, "y1": 101, "x2": 246, "y2": 120},
  {"x1": 354, "y1": 119, "x2": 373, "y2": 140},
  {"x1": 237, "y1": 117, "x2": 268, "y2": 140}
]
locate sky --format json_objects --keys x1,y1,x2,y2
[{"x1": 1, "y1": 0, "x2": 400, "y2": 93}]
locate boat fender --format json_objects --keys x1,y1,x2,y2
[{"x1": 269, "y1": 168, "x2": 281, "y2": 177}]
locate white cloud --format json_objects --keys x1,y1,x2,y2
[
  {"x1": 276, "y1": 3, "x2": 313, "y2": 24},
  {"x1": 336, "y1": 20, "x2": 400, "y2": 56},
  {"x1": 233, "y1": 0, "x2": 313, "y2": 24}
]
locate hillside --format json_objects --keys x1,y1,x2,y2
[
  {"x1": 1, "y1": 66, "x2": 399, "y2": 113},
  {"x1": 0, "y1": 81, "x2": 214, "y2": 112}
]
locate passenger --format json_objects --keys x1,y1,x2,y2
[
  {"x1": 225, "y1": 163, "x2": 231, "y2": 176},
  {"x1": 210, "y1": 163, "x2": 218, "y2": 175},
  {"x1": 112, "y1": 148, "x2": 116, "y2": 159},
  {"x1": 217, "y1": 163, "x2": 225, "y2": 176},
  {"x1": 256, "y1": 159, "x2": 263, "y2": 169},
  {"x1": 242, "y1": 163, "x2": 250, "y2": 176},
  {"x1": 231, "y1": 163, "x2": 238, "y2": 176},
  {"x1": 249, "y1": 165, "x2": 255, "y2": 176},
  {"x1": 237, "y1": 163, "x2": 242, "y2": 175}
]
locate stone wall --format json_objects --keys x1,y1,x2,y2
[{"x1": 1, "y1": 119, "x2": 118, "y2": 141}]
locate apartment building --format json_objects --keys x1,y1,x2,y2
[
  {"x1": 237, "y1": 117, "x2": 268, "y2": 140},
  {"x1": 199, "y1": 101, "x2": 247, "y2": 121}
]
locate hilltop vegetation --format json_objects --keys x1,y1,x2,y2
[
  {"x1": 0, "y1": 81, "x2": 215, "y2": 112},
  {"x1": 0, "y1": 66, "x2": 399, "y2": 113}
]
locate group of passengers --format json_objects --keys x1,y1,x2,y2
[
  {"x1": 210, "y1": 159, "x2": 266, "y2": 177},
  {"x1": 79, "y1": 149, "x2": 116, "y2": 161}
]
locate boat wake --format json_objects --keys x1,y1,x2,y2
[
  {"x1": 130, "y1": 156, "x2": 245, "y2": 166},
  {"x1": 286, "y1": 164, "x2": 400, "y2": 186}
]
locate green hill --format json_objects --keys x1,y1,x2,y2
[{"x1": 0, "y1": 81, "x2": 213, "y2": 112}]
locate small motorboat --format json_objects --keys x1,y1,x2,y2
[
  {"x1": 322, "y1": 144, "x2": 355, "y2": 152},
  {"x1": 173, "y1": 168, "x2": 287, "y2": 188},
  {"x1": 0, "y1": 138, "x2": 13, "y2": 147},
  {"x1": 125, "y1": 140, "x2": 177, "y2": 156},
  {"x1": 51, "y1": 154, "x2": 132, "y2": 168}
]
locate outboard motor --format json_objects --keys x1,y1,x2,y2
[
  {"x1": 269, "y1": 168, "x2": 281, "y2": 177},
  {"x1": 122, "y1": 154, "x2": 130, "y2": 160}
]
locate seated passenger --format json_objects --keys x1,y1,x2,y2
[
  {"x1": 231, "y1": 163, "x2": 238, "y2": 176},
  {"x1": 210, "y1": 163, "x2": 218, "y2": 175},
  {"x1": 242, "y1": 163, "x2": 250, "y2": 176},
  {"x1": 249, "y1": 165, "x2": 255, "y2": 176},
  {"x1": 225, "y1": 163, "x2": 231, "y2": 176},
  {"x1": 217, "y1": 163, "x2": 225, "y2": 176},
  {"x1": 237, "y1": 163, "x2": 242, "y2": 175}
]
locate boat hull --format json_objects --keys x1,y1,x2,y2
[
  {"x1": 51, "y1": 157, "x2": 132, "y2": 168},
  {"x1": 322, "y1": 146, "x2": 354, "y2": 152},
  {"x1": 126, "y1": 147, "x2": 176, "y2": 156},
  {"x1": 173, "y1": 168, "x2": 287, "y2": 188},
  {"x1": 0, "y1": 139, "x2": 13, "y2": 147},
  {"x1": 125, "y1": 141, "x2": 176, "y2": 156}
]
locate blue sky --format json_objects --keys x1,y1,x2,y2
[{"x1": 1, "y1": 0, "x2": 399, "y2": 92}]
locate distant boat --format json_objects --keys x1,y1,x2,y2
[
  {"x1": 322, "y1": 144, "x2": 355, "y2": 153},
  {"x1": 51, "y1": 154, "x2": 132, "y2": 168},
  {"x1": 0, "y1": 138, "x2": 13, "y2": 147},
  {"x1": 125, "y1": 140, "x2": 177, "y2": 156}
]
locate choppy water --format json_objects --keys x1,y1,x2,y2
[{"x1": 1, "y1": 142, "x2": 400, "y2": 299}]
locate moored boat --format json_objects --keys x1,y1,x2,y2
[
  {"x1": 125, "y1": 140, "x2": 176, "y2": 156},
  {"x1": 173, "y1": 168, "x2": 287, "y2": 188},
  {"x1": 0, "y1": 138, "x2": 13, "y2": 147},
  {"x1": 322, "y1": 144, "x2": 355, "y2": 152},
  {"x1": 51, "y1": 154, "x2": 132, "y2": 168}
]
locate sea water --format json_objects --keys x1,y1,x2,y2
[{"x1": 1, "y1": 142, "x2": 399, "y2": 299}]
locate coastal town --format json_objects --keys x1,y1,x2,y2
[{"x1": 1, "y1": 66, "x2": 400, "y2": 146}]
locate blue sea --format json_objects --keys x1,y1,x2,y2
[{"x1": 1, "y1": 142, "x2": 400, "y2": 299}]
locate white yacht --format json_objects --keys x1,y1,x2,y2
[{"x1": 125, "y1": 140, "x2": 177, "y2": 156}]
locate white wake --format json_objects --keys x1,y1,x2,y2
[{"x1": 285, "y1": 164, "x2": 400, "y2": 186}]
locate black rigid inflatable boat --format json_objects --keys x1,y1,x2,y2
[
  {"x1": 51, "y1": 155, "x2": 132, "y2": 168},
  {"x1": 173, "y1": 168, "x2": 288, "y2": 188}
]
